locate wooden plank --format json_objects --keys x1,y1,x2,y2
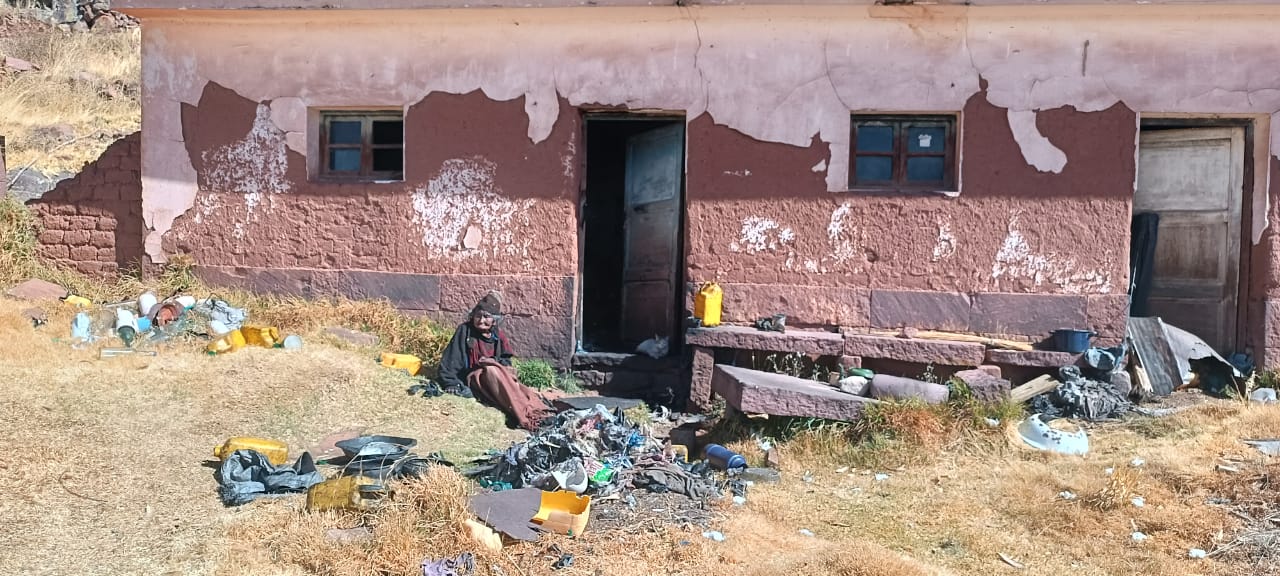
[
  {"x1": 1126, "y1": 317, "x2": 1179, "y2": 396},
  {"x1": 870, "y1": 329, "x2": 1034, "y2": 351},
  {"x1": 1009, "y1": 375, "x2": 1060, "y2": 404},
  {"x1": 1131, "y1": 362, "x2": 1154, "y2": 399}
]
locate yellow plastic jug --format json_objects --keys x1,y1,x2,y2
[
  {"x1": 379, "y1": 352, "x2": 423, "y2": 376},
  {"x1": 241, "y1": 325, "x2": 282, "y2": 348},
  {"x1": 64, "y1": 295, "x2": 92, "y2": 308},
  {"x1": 206, "y1": 329, "x2": 247, "y2": 355},
  {"x1": 532, "y1": 490, "x2": 592, "y2": 536},
  {"x1": 694, "y1": 282, "x2": 723, "y2": 327},
  {"x1": 213, "y1": 437, "x2": 289, "y2": 465},
  {"x1": 306, "y1": 475, "x2": 388, "y2": 512}
]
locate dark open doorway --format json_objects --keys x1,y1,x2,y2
[{"x1": 578, "y1": 115, "x2": 686, "y2": 355}]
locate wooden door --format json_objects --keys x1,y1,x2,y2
[
  {"x1": 620, "y1": 123, "x2": 684, "y2": 345},
  {"x1": 1135, "y1": 127, "x2": 1244, "y2": 352}
]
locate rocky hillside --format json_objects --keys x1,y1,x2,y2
[{"x1": 0, "y1": 3, "x2": 139, "y2": 200}]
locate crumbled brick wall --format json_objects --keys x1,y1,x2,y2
[{"x1": 27, "y1": 132, "x2": 143, "y2": 276}]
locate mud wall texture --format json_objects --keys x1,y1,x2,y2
[
  {"x1": 27, "y1": 132, "x2": 145, "y2": 276},
  {"x1": 134, "y1": 5, "x2": 1280, "y2": 366}
]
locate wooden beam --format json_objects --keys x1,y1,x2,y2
[{"x1": 1009, "y1": 375, "x2": 1060, "y2": 404}]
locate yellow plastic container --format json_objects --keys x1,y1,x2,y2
[
  {"x1": 379, "y1": 352, "x2": 423, "y2": 376},
  {"x1": 306, "y1": 475, "x2": 387, "y2": 512},
  {"x1": 531, "y1": 490, "x2": 591, "y2": 536},
  {"x1": 63, "y1": 295, "x2": 92, "y2": 308},
  {"x1": 241, "y1": 325, "x2": 282, "y2": 348},
  {"x1": 206, "y1": 329, "x2": 247, "y2": 355},
  {"x1": 214, "y1": 437, "x2": 289, "y2": 465},
  {"x1": 694, "y1": 282, "x2": 723, "y2": 328}
]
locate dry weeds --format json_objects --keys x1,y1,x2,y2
[{"x1": 0, "y1": 9, "x2": 140, "y2": 176}]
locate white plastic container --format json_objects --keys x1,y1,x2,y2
[{"x1": 138, "y1": 292, "x2": 158, "y2": 316}]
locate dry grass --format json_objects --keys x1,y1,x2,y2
[{"x1": 0, "y1": 9, "x2": 140, "y2": 175}]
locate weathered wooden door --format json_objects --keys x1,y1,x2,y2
[
  {"x1": 620, "y1": 123, "x2": 684, "y2": 345},
  {"x1": 1135, "y1": 127, "x2": 1244, "y2": 352}
]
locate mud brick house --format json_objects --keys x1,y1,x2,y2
[{"x1": 41, "y1": 0, "x2": 1280, "y2": 403}]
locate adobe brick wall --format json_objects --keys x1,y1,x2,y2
[{"x1": 27, "y1": 132, "x2": 144, "y2": 276}]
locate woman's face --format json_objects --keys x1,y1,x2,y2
[{"x1": 471, "y1": 312, "x2": 494, "y2": 332}]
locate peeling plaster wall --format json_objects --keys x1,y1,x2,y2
[{"x1": 139, "y1": 5, "x2": 1280, "y2": 362}]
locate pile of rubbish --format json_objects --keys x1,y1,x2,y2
[
  {"x1": 466, "y1": 404, "x2": 725, "y2": 501},
  {"x1": 1031, "y1": 365, "x2": 1134, "y2": 421},
  {"x1": 62, "y1": 291, "x2": 300, "y2": 356}
]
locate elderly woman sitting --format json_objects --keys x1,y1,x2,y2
[{"x1": 438, "y1": 293, "x2": 554, "y2": 430}]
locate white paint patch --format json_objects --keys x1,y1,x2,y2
[
  {"x1": 562, "y1": 138, "x2": 576, "y2": 180},
  {"x1": 200, "y1": 103, "x2": 292, "y2": 218},
  {"x1": 804, "y1": 259, "x2": 820, "y2": 273},
  {"x1": 827, "y1": 202, "x2": 860, "y2": 263},
  {"x1": 723, "y1": 169, "x2": 752, "y2": 177},
  {"x1": 1006, "y1": 110, "x2": 1068, "y2": 173},
  {"x1": 410, "y1": 157, "x2": 535, "y2": 263},
  {"x1": 932, "y1": 219, "x2": 957, "y2": 262},
  {"x1": 811, "y1": 159, "x2": 827, "y2": 173},
  {"x1": 731, "y1": 216, "x2": 794, "y2": 254},
  {"x1": 991, "y1": 214, "x2": 1113, "y2": 294}
]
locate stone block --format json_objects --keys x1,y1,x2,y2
[
  {"x1": 39, "y1": 244, "x2": 68, "y2": 259},
  {"x1": 984, "y1": 349, "x2": 1080, "y2": 368},
  {"x1": 1087, "y1": 294, "x2": 1130, "y2": 341},
  {"x1": 245, "y1": 268, "x2": 314, "y2": 297},
  {"x1": 89, "y1": 230, "x2": 114, "y2": 248},
  {"x1": 501, "y1": 315, "x2": 573, "y2": 369},
  {"x1": 712, "y1": 364, "x2": 879, "y2": 422},
  {"x1": 97, "y1": 217, "x2": 117, "y2": 232},
  {"x1": 62, "y1": 229, "x2": 90, "y2": 246},
  {"x1": 439, "y1": 275, "x2": 574, "y2": 317},
  {"x1": 37, "y1": 230, "x2": 63, "y2": 245},
  {"x1": 954, "y1": 369, "x2": 1011, "y2": 404},
  {"x1": 686, "y1": 325, "x2": 844, "y2": 355},
  {"x1": 977, "y1": 365, "x2": 1002, "y2": 378},
  {"x1": 336, "y1": 271, "x2": 440, "y2": 311},
  {"x1": 718, "y1": 283, "x2": 869, "y2": 327},
  {"x1": 67, "y1": 215, "x2": 98, "y2": 231},
  {"x1": 970, "y1": 293, "x2": 1087, "y2": 337},
  {"x1": 689, "y1": 346, "x2": 715, "y2": 411},
  {"x1": 840, "y1": 355, "x2": 862, "y2": 370},
  {"x1": 96, "y1": 247, "x2": 114, "y2": 262},
  {"x1": 69, "y1": 245, "x2": 97, "y2": 261},
  {"x1": 867, "y1": 374, "x2": 950, "y2": 404},
  {"x1": 573, "y1": 370, "x2": 609, "y2": 390},
  {"x1": 843, "y1": 333, "x2": 985, "y2": 366},
  {"x1": 6, "y1": 278, "x2": 68, "y2": 301},
  {"x1": 870, "y1": 290, "x2": 970, "y2": 331}
]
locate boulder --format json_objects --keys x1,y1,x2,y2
[
  {"x1": 954, "y1": 369, "x2": 1012, "y2": 404},
  {"x1": 7, "y1": 279, "x2": 68, "y2": 301},
  {"x1": 867, "y1": 374, "x2": 949, "y2": 404}
]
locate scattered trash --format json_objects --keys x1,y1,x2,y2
[
  {"x1": 282, "y1": 334, "x2": 302, "y2": 349},
  {"x1": 835, "y1": 466, "x2": 849, "y2": 474},
  {"x1": 551, "y1": 554, "x2": 574, "y2": 571},
  {"x1": 1017, "y1": 414, "x2": 1089, "y2": 456},
  {"x1": 984, "y1": 418, "x2": 1001, "y2": 428},
  {"x1": 1030, "y1": 366, "x2": 1132, "y2": 421},
  {"x1": 703, "y1": 444, "x2": 747, "y2": 471},
  {"x1": 693, "y1": 282, "x2": 723, "y2": 328},
  {"x1": 1131, "y1": 496, "x2": 1145, "y2": 508},
  {"x1": 753, "y1": 313, "x2": 787, "y2": 333},
  {"x1": 702, "y1": 530, "x2": 726, "y2": 542},
  {"x1": 215, "y1": 450, "x2": 324, "y2": 506},
  {"x1": 464, "y1": 518, "x2": 503, "y2": 552},
  {"x1": 531, "y1": 490, "x2": 591, "y2": 536},
  {"x1": 1058, "y1": 491, "x2": 1077, "y2": 501},
  {"x1": 469, "y1": 487, "x2": 543, "y2": 541},
  {"x1": 1188, "y1": 548, "x2": 1207, "y2": 559},
  {"x1": 635, "y1": 335, "x2": 669, "y2": 359},
  {"x1": 22, "y1": 307, "x2": 47, "y2": 328},
  {"x1": 836, "y1": 374, "x2": 870, "y2": 396},
  {"x1": 1242, "y1": 438, "x2": 1280, "y2": 457},
  {"x1": 874, "y1": 473, "x2": 890, "y2": 482},
  {"x1": 1130, "y1": 458, "x2": 1145, "y2": 468},
  {"x1": 998, "y1": 552, "x2": 1025, "y2": 569},
  {"x1": 1105, "y1": 467, "x2": 1115, "y2": 475},
  {"x1": 71, "y1": 311, "x2": 92, "y2": 343},
  {"x1": 306, "y1": 474, "x2": 388, "y2": 512},
  {"x1": 421, "y1": 552, "x2": 475, "y2": 576},
  {"x1": 99, "y1": 347, "x2": 155, "y2": 359},
  {"x1": 732, "y1": 495, "x2": 746, "y2": 506},
  {"x1": 380, "y1": 352, "x2": 423, "y2": 376},
  {"x1": 1131, "y1": 531, "x2": 1149, "y2": 542},
  {"x1": 214, "y1": 437, "x2": 289, "y2": 466},
  {"x1": 1250, "y1": 388, "x2": 1277, "y2": 404},
  {"x1": 799, "y1": 528, "x2": 815, "y2": 537}
]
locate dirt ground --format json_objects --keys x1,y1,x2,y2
[{"x1": 2, "y1": 295, "x2": 1280, "y2": 576}]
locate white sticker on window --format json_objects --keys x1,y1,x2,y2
[{"x1": 918, "y1": 133, "x2": 932, "y2": 149}]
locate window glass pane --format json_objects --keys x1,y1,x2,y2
[
  {"x1": 372, "y1": 148, "x2": 403, "y2": 174},
  {"x1": 906, "y1": 156, "x2": 945, "y2": 182},
  {"x1": 372, "y1": 120, "x2": 404, "y2": 145},
  {"x1": 329, "y1": 148, "x2": 361, "y2": 173},
  {"x1": 855, "y1": 156, "x2": 893, "y2": 182},
  {"x1": 328, "y1": 121, "x2": 362, "y2": 145},
  {"x1": 856, "y1": 124, "x2": 894, "y2": 153},
  {"x1": 908, "y1": 126, "x2": 946, "y2": 153}
]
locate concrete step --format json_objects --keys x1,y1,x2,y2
[{"x1": 711, "y1": 364, "x2": 879, "y2": 422}]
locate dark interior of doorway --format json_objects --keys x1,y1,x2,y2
[{"x1": 580, "y1": 116, "x2": 685, "y2": 354}]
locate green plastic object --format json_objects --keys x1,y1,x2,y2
[{"x1": 847, "y1": 368, "x2": 874, "y2": 379}]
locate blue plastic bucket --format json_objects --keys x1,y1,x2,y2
[{"x1": 1053, "y1": 329, "x2": 1095, "y2": 354}]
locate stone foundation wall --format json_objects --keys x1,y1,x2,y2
[{"x1": 27, "y1": 132, "x2": 144, "y2": 276}]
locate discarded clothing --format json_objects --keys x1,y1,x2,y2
[
  {"x1": 194, "y1": 298, "x2": 247, "y2": 331},
  {"x1": 216, "y1": 449, "x2": 324, "y2": 506},
  {"x1": 624, "y1": 456, "x2": 717, "y2": 499},
  {"x1": 1080, "y1": 344, "x2": 1129, "y2": 382},
  {"x1": 753, "y1": 314, "x2": 787, "y2": 333},
  {"x1": 1030, "y1": 366, "x2": 1133, "y2": 421},
  {"x1": 421, "y1": 552, "x2": 475, "y2": 576}
]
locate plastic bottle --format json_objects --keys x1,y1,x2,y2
[
  {"x1": 703, "y1": 444, "x2": 747, "y2": 470},
  {"x1": 71, "y1": 312, "x2": 92, "y2": 342},
  {"x1": 115, "y1": 308, "x2": 138, "y2": 347},
  {"x1": 694, "y1": 282, "x2": 723, "y2": 327}
]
